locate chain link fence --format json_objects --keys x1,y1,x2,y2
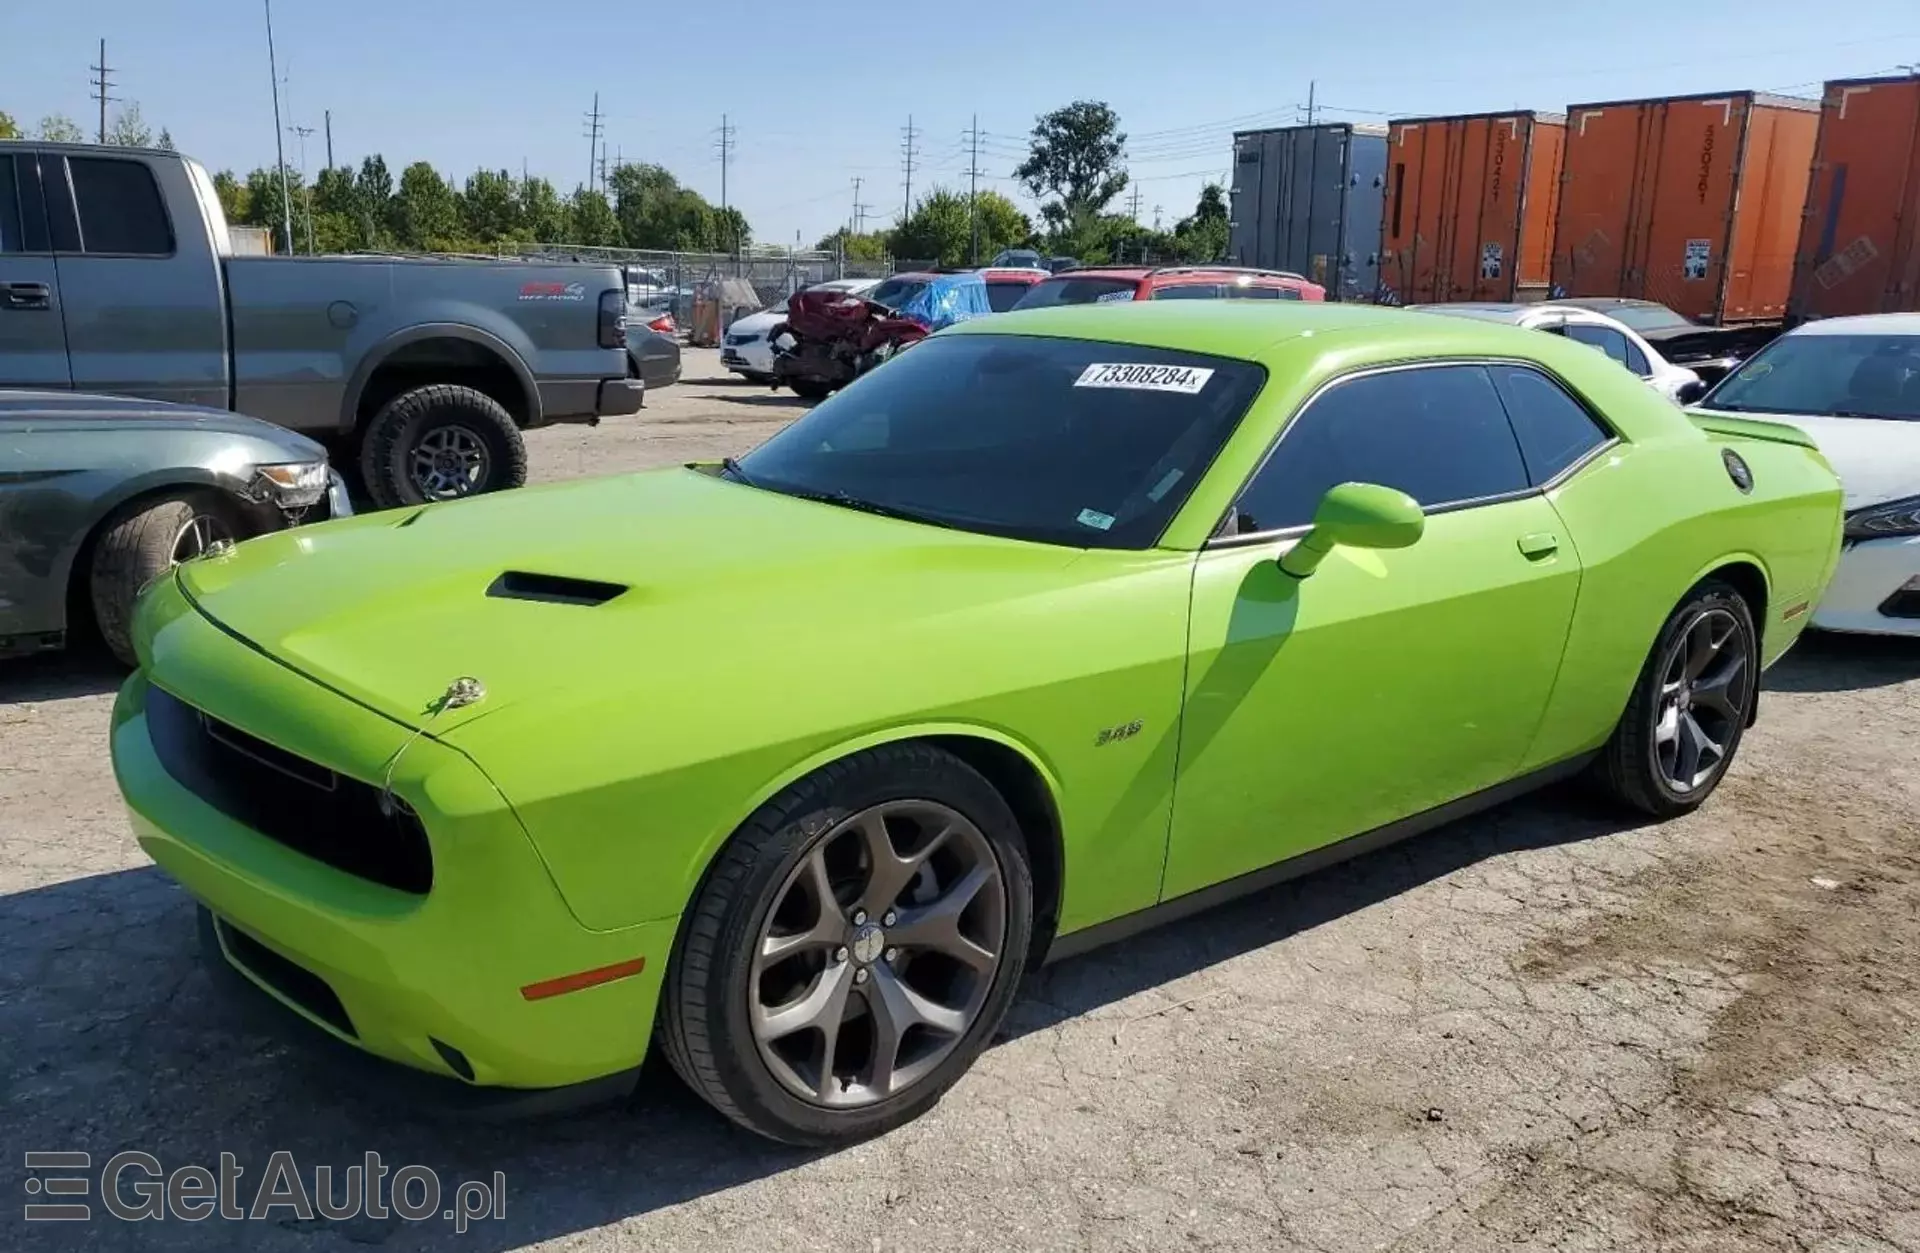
[{"x1": 497, "y1": 244, "x2": 869, "y2": 325}]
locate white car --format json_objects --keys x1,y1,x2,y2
[
  {"x1": 1689, "y1": 314, "x2": 1920, "y2": 636},
  {"x1": 1414, "y1": 302, "x2": 1707, "y2": 403},
  {"x1": 721, "y1": 279, "x2": 881, "y2": 382}
]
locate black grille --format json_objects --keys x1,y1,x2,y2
[
  {"x1": 216, "y1": 917, "x2": 357, "y2": 1037},
  {"x1": 146, "y1": 685, "x2": 434, "y2": 894}
]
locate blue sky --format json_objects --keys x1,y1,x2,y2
[{"x1": 7, "y1": 2, "x2": 1917, "y2": 248}]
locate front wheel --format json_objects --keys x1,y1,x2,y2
[
  {"x1": 1593, "y1": 579, "x2": 1758, "y2": 817},
  {"x1": 90, "y1": 494, "x2": 239, "y2": 665},
  {"x1": 660, "y1": 744, "x2": 1033, "y2": 1146},
  {"x1": 786, "y1": 378, "x2": 833, "y2": 401},
  {"x1": 358, "y1": 384, "x2": 527, "y2": 509}
]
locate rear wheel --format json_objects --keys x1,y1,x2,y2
[
  {"x1": 787, "y1": 378, "x2": 832, "y2": 401},
  {"x1": 90, "y1": 494, "x2": 238, "y2": 664},
  {"x1": 660, "y1": 743, "x2": 1033, "y2": 1146},
  {"x1": 358, "y1": 384, "x2": 527, "y2": 508},
  {"x1": 1594, "y1": 580, "x2": 1757, "y2": 817}
]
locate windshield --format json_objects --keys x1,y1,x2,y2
[
  {"x1": 1599, "y1": 303, "x2": 1695, "y2": 334},
  {"x1": 734, "y1": 334, "x2": 1267, "y2": 548},
  {"x1": 867, "y1": 278, "x2": 929, "y2": 310},
  {"x1": 992, "y1": 250, "x2": 1043, "y2": 268},
  {"x1": 1699, "y1": 333, "x2": 1920, "y2": 421},
  {"x1": 1013, "y1": 277, "x2": 1139, "y2": 309}
]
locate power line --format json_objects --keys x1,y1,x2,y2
[
  {"x1": 583, "y1": 93, "x2": 603, "y2": 193},
  {"x1": 901, "y1": 114, "x2": 920, "y2": 220},
  {"x1": 90, "y1": 38, "x2": 117, "y2": 144}
]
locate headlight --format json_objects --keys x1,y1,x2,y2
[
  {"x1": 1844, "y1": 495, "x2": 1920, "y2": 540},
  {"x1": 250, "y1": 461, "x2": 331, "y2": 509}
]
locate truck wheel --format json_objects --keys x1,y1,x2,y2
[
  {"x1": 789, "y1": 379, "x2": 833, "y2": 401},
  {"x1": 90, "y1": 494, "x2": 237, "y2": 665},
  {"x1": 359, "y1": 384, "x2": 527, "y2": 508}
]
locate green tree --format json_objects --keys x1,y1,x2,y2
[
  {"x1": 106, "y1": 102, "x2": 154, "y2": 147},
  {"x1": 0, "y1": 111, "x2": 21, "y2": 140},
  {"x1": 211, "y1": 170, "x2": 251, "y2": 223},
  {"x1": 461, "y1": 169, "x2": 522, "y2": 244},
  {"x1": 890, "y1": 188, "x2": 971, "y2": 265},
  {"x1": 815, "y1": 227, "x2": 889, "y2": 263},
  {"x1": 1015, "y1": 100, "x2": 1128, "y2": 247},
  {"x1": 714, "y1": 205, "x2": 750, "y2": 253},
  {"x1": 606, "y1": 162, "x2": 748, "y2": 251},
  {"x1": 1173, "y1": 182, "x2": 1229, "y2": 263},
  {"x1": 390, "y1": 161, "x2": 463, "y2": 250},
  {"x1": 518, "y1": 176, "x2": 566, "y2": 242},
  {"x1": 240, "y1": 166, "x2": 308, "y2": 252},
  {"x1": 970, "y1": 190, "x2": 1033, "y2": 264},
  {"x1": 354, "y1": 156, "x2": 396, "y2": 248},
  {"x1": 38, "y1": 114, "x2": 84, "y2": 142},
  {"x1": 156, "y1": 128, "x2": 176, "y2": 152},
  {"x1": 564, "y1": 185, "x2": 619, "y2": 246},
  {"x1": 310, "y1": 166, "x2": 365, "y2": 252}
]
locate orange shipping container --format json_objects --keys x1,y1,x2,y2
[
  {"x1": 1552, "y1": 91, "x2": 1818, "y2": 324},
  {"x1": 1379, "y1": 111, "x2": 1565, "y2": 304},
  {"x1": 1791, "y1": 74, "x2": 1920, "y2": 320}
]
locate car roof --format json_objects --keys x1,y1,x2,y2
[
  {"x1": 1037, "y1": 267, "x2": 1152, "y2": 281},
  {"x1": 1551, "y1": 296, "x2": 1667, "y2": 310},
  {"x1": 1409, "y1": 302, "x2": 1534, "y2": 322},
  {"x1": 1787, "y1": 313, "x2": 1920, "y2": 337}
]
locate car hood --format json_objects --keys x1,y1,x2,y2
[
  {"x1": 724, "y1": 311, "x2": 784, "y2": 337},
  {"x1": 172, "y1": 467, "x2": 1089, "y2": 736},
  {"x1": 0, "y1": 389, "x2": 325, "y2": 453},
  {"x1": 1688, "y1": 407, "x2": 1920, "y2": 509}
]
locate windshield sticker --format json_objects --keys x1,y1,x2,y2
[
  {"x1": 1076, "y1": 508, "x2": 1117, "y2": 531},
  {"x1": 1737, "y1": 361, "x2": 1774, "y2": 382},
  {"x1": 1095, "y1": 290, "x2": 1136, "y2": 304},
  {"x1": 1073, "y1": 363, "x2": 1215, "y2": 394},
  {"x1": 1147, "y1": 469, "x2": 1183, "y2": 502}
]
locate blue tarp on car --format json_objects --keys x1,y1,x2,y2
[{"x1": 899, "y1": 272, "x2": 993, "y2": 331}]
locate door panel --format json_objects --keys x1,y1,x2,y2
[
  {"x1": 1163, "y1": 495, "x2": 1580, "y2": 900},
  {"x1": 0, "y1": 153, "x2": 73, "y2": 390}
]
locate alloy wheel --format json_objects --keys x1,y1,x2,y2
[
  {"x1": 749, "y1": 800, "x2": 1007, "y2": 1108},
  {"x1": 1652, "y1": 606, "x2": 1749, "y2": 794},
  {"x1": 169, "y1": 512, "x2": 234, "y2": 565},
  {"x1": 409, "y1": 425, "x2": 491, "y2": 499}
]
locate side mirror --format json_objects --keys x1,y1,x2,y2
[
  {"x1": 1279, "y1": 482, "x2": 1425, "y2": 579},
  {"x1": 1674, "y1": 379, "x2": 1708, "y2": 405}
]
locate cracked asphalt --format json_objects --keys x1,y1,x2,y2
[{"x1": 3, "y1": 350, "x2": 1918, "y2": 1251}]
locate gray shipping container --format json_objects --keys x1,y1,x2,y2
[{"x1": 1228, "y1": 123, "x2": 1389, "y2": 301}]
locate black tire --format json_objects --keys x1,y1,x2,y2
[
  {"x1": 1593, "y1": 579, "x2": 1758, "y2": 818},
  {"x1": 787, "y1": 378, "x2": 833, "y2": 401},
  {"x1": 357, "y1": 384, "x2": 526, "y2": 509},
  {"x1": 660, "y1": 743, "x2": 1034, "y2": 1146},
  {"x1": 89, "y1": 493, "x2": 236, "y2": 665}
]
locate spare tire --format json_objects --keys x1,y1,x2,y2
[{"x1": 358, "y1": 384, "x2": 527, "y2": 508}]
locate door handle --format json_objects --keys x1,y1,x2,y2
[
  {"x1": 2, "y1": 282, "x2": 52, "y2": 311},
  {"x1": 1518, "y1": 532, "x2": 1560, "y2": 559}
]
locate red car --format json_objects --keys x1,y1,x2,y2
[
  {"x1": 1012, "y1": 265, "x2": 1326, "y2": 309},
  {"x1": 979, "y1": 267, "x2": 1048, "y2": 312}
]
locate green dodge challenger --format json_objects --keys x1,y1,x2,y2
[{"x1": 111, "y1": 303, "x2": 1843, "y2": 1145}]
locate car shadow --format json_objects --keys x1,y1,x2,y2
[
  {"x1": 712, "y1": 393, "x2": 817, "y2": 410},
  {"x1": 2, "y1": 782, "x2": 1644, "y2": 1250},
  {"x1": 1764, "y1": 630, "x2": 1920, "y2": 693},
  {"x1": 0, "y1": 650, "x2": 125, "y2": 705}
]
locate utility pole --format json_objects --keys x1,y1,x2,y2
[
  {"x1": 964, "y1": 114, "x2": 984, "y2": 264},
  {"x1": 1297, "y1": 80, "x2": 1318, "y2": 126},
  {"x1": 90, "y1": 39, "x2": 117, "y2": 144},
  {"x1": 1153, "y1": 204, "x2": 1165, "y2": 231},
  {"x1": 289, "y1": 122, "x2": 316, "y2": 252},
  {"x1": 263, "y1": 1, "x2": 294, "y2": 254},
  {"x1": 850, "y1": 176, "x2": 872, "y2": 237},
  {"x1": 324, "y1": 109, "x2": 333, "y2": 169},
  {"x1": 715, "y1": 114, "x2": 736, "y2": 254},
  {"x1": 1127, "y1": 186, "x2": 1144, "y2": 224},
  {"x1": 583, "y1": 93, "x2": 603, "y2": 193},
  {"x1": 900, "y1": 114, "x2": 920, "y2": 221}
]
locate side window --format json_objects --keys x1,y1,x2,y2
[
  {"x1": 1488, "y1": 364, "x2": 1613, "y2": 485},
  {"x1": 1565, "y1": 323, "x2": 1633, "y2": 370},
  {"x1": 66, "y1": 157, "x2": 174, "y2": 256},
  {"x1": 1277, "y1": 286, "x2": 1303, "y2": 301},
  {"x1": 1227, "y1": 285, "x2": 1282, "y2": 300},
  {"x1": 0, "y1": 157, "x2": 21, "y2": 253},
  {"x1": 1152, "y1": 283, "x2": 1223, "y2": 300},
  {"x1": 1231, "y1": 364, "x2": 1531, "y2": 533},
  {"x1": 1622, "y1": 338, "x2": 1650, "y2": 377}
]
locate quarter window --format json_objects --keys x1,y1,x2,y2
[
  {"x1": 1565, "y1": 324, "x2": 1639, "y2": 374},
  {"x1": 66, "y1": 157, "x2": 174, "y2": 255},
  {"x1": 1488, "y1": 364, "x2": 1612, "y2": 485},
  {"x1": 1152, "y1": 284, "x2": 1223, "y2": 300},
  {"x1": 1231, "y1": 364, "x2": 1531, "y2": 534}
]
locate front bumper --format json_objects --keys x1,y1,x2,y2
[
  {"x1": 112, "y1": 579, "x2": 676, "y2": 1092},
  {"x1": 722, "y1": 339, "x2": 775, "y2": 374},
  {"x1": 1812, "y1": 534, "x2": 1920, "y2": 636}
]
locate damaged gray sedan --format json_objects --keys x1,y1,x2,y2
[{"x1": 0, "y1": 390, "x2": 349, "y2": 664}]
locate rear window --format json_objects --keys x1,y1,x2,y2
[
  {"x1": 985, "y1": 281, "x2": 1031, "y2": 313},
  {"x1": 735, "y1": 333, "x2": 1267, "y2": 549},
  {"x1": 67, "y1": 156, "x2": 174, "y2": 255},
  {"x1": 1013, "y1": 277, "x2": 1140, "y2": 309},
  {"x1": 1152, "y1": 284, "x2": 1224, "y2": 300},
  {"x1": 868, "y1": 278, "x2": 929, "y2": 310}
]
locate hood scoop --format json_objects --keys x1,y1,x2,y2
[{"x1": 485, "y1": 571, "x2": 629, "y2": 607}]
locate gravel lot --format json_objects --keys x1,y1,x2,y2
[{"x1": 4, "y1": 349, "x2": 1918, "y2": 1252}]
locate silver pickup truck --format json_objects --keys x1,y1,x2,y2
[{"x1": 0, "y1": 142, "x2": 641, "y2": 506}]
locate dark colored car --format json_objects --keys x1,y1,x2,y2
[
  {"x1": 1013, "y1": 265, "x2": 1327, "y2": 310},
  {"x1": 979, "y1": 268, "x2": 1047, "y2": 312},
  {"x1": 625, "y1": 305, "x2": 682, "y2": 392},
  {"x1": 0, "y1": 390, "x2": 349, "y2": 663},
  {"x1": 1550, "y1": 298, "x2": 1782, "y2": 386}
]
